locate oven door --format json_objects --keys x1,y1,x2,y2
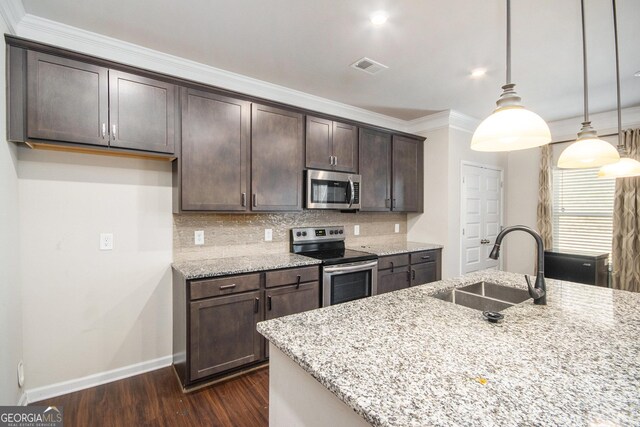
[
  {"x1": 322, "y1": 260, "x2": 378, "y2": 307},
  {"x1": 306, "y1": 169, "x2": 361, "y2": 210}
]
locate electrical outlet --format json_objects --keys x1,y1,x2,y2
[
  {"x1": 99, "y1": 233, "x2": 113, "y2": 250},
  {"x1": 265, "y1": 229, "x2": 273, "y2": 241},
  {"x1": 194, "y1": 230, "x2": 204, "y2": 245},
  {"x1": 354, "y1": 225, "x2": 360, "y2": 236},
  {"x1": 395, "y1": 223, "x2": 400, "y2": 233}
]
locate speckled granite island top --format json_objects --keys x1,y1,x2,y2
[
  {"x1": 257, "y1": 270, "x2": 640, "y2": 426},
  {"x1": 349, "y1": 241, "x2": 443, "y2": 256},
  {"x1": 172, "y1": 253, "x2": 320, "y2": 280}
]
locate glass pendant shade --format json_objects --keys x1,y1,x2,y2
[
  {"x1": 557, "y1": 123, "x2": 620, "y2": 168},
  {"x1": 471, "y1": 84, "x2": 551, "y2": 152},
  {"x1": 471, "y1": 106, "x2": 551, "y2": 151},
  {"x1": 597, "y1": 157, "x2": 640, "y2": 178}
]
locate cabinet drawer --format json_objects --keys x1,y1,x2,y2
[
  {"x1": 378, "y1": 254, "x2": 409, "y2": 271},
  {"x1": 410, "y1": 250, "x2": 440, "y2": 265},
  {"x1": 190, "y1": 273, "x2": 261, "y2": 300},
  {"x1": 265, "y1": 266, "x2": 319, "y2": 288}
]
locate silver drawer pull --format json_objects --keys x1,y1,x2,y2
[
  {"x1": 582, "y1": 263, "x2": 592, "y2": 267},
  {"x1": 421, "y1": 256, "x2": 431, "y2": 260},
  {"x1": 219, "y1": 284, "x2": 237, "y2": 290}
]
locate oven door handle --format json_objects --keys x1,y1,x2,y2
[
  {"x1": 348, "y1": 177, "x2": 355, "y2": 208},
  {"x1": 324, "y1": 260, "x2": 378, "y2": 273}
]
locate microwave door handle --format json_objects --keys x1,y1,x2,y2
[
  {"x1": 348, "y1": 177, "x2": 355, "y2": 208},
  {"x1": 324, "y1": 260, "x2": 378, "y2": 273}
]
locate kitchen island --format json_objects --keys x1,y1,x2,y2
[{"x1": 257, "y1": 270, "x2": 640, "y2": 426}]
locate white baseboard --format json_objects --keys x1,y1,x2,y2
[
  {"x1": 17, "y1": 391, "x2": 27, "y2": 406},
  {"x1": 25, "y1": 355, "x2": 172, "y2": 404}
]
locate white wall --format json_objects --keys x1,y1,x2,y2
[
  {"x1": 0, "y1": 15, "x2": 24, "y2": 405},
  {"x1": 18, "y1": 149, "x2": 173, "y2": 392},
  {"x1": 408, "y1": 119, "x2": 507, "y2": 278}
]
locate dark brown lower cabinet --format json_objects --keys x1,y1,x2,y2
[
  {"x1": 189, "y1": 290, "x2": 263, "y2": 381},
  {"x1": 173, "y1": 265, "x2": 320, "y2": 388},
  {"x1": 378, "y1": 268, "x2": 410, "y2": 295},
  {"x1": 410, "y1": 249, "x2": 442, "y2": 286}
]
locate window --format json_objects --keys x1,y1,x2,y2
[{"x1": 552, "y1": 167, "x2": 615, "y2": 256}]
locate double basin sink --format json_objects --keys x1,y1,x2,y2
[{"x1": 432, "y1": 281, "x2": 530, "y2": 312}]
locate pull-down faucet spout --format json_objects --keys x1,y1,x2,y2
[{"x1": 489, "y1": 225, "x2": 547, "y2": 305}]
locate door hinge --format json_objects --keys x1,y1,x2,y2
[
  {"x1": 500, "y1": 181, "x2": 503, "y2": 188},
  {"x1": 462, "y1": 176, "x2": 465, "y2": 184},
  {"x1": 462, "y1": 228, "x2": 465, "y2": 236}
]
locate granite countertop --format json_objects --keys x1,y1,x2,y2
[
  {"x1": 258, "y1": 270, "x2": 640, "y2": 427},
  {"x1": 172, "y1": 253, "x2": 320, "y2": 280},
  {"x1": 350, "y1": 241, "x2": 443, "y2": 256}
]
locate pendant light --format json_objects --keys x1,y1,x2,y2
[
  {"x1": 598, "y1": 0, "x2": 640, "y2": 178},
  {"x1": 471, "y1": 0, "x2": 551, "y2": 152},
  {"x1": 557, "y1": 0, "x2": 620, "y2": 168}
]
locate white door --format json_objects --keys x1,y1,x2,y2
[{"x1": 461, "y1": 164, "x2": 503, "y2": 274}]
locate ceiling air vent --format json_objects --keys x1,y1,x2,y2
[{"x1": 351, "y1": 57, "x2": 388, "y2": 75}]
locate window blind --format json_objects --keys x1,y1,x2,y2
[{"x1": 552, "y1": 167, "x2": 615, "y2": 256}]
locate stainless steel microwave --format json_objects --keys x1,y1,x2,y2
[{"x1": 306, "y1": 169, "x2": 361, "y2": 210}]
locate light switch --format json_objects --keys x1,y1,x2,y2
[
  {"x1": 100, "y1": 233, "x2": 113, "y2": 250},
  {"x1": 395, "y1": 223, "x2": 400, "y2": 233},
  {"x1": 354, "y1": 225, "x2": 360, "y2": 236},
  {"x1": 265, "y1": 229, "x2": 273, "y2": 241},
  {"x1": 194, "y1": 230, "x2": 204, "y2": 245}
]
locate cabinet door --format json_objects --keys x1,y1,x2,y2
[
  {"x1": 359, "y1": 128, "x2": 391, "y2": 211},
  {"x1": 392, "y1": 135, "x2": 423, "y2": 212},
  {"x1": 181, "y1": 88, "x2": 250, "y2": 211},
  {"x1": 332, "y1": 121, "x2": 358, "y2": 173},
  {"x1": 378, "y1": 268, "x2": 410, "y2": 295},
  {"x1": 411, "y1": 262, "x2": 437, "y2": 286},
  {"x1": 265, "y1": 282, "x2": 320, "y2": 321},
  {"x1": 251, "y1": 104, "x2": 303, "y2": 211},
  {"x1": 27, "y1": 51, "x2": 108, "y2": 146},
  {"x1": 189, "y1": 290, "x2": 262, "y2": 381},
  {"x1": 109, "y1": 70, "x2": 176, "y2": 153},
  {"x1": 306, "y1": 116, "x2": 333, "y2": 170}
]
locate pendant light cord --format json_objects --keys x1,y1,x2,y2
[
  {"x1": 612, "y1": 0, "x2": 623, "y2": 149},
  {"x1": 506, "y1": 0, "x2": 511, "y2": 85},
  {"x1": 581, "y1": 0, "x2": 589, "y2": 123}
]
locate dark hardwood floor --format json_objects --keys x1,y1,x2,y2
[{"x1": 31, "y1": 367, "x2": 269, "y2": 427}]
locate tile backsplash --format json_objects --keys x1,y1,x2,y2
[{"x1": 173, "y1": 211, "x2": 407, "y2": 262}]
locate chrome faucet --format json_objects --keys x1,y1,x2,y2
[{"x1": 488, "y1": 225, "x2": 547, "y2": 305}]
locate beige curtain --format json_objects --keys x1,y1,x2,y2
[
  {"x1": 537, "y1": 144, "x2": 553, "y2": 250},
  {"x1": 612, "y1": 129, "x2": 640, "y2": 292}
]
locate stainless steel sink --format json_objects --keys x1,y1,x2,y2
[{"x1": 432, "y1": 281, "x2": 530, "y2": 312}]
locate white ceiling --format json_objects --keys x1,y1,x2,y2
[{"x1": 21, "y1": 0, "x2": 640, "y2": 122}]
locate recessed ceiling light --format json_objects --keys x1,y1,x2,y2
[
  {"x1": 470, "y1": 68, "x2": 487, "y2": 78},
  {"x1": 370, "y1": 11, "x2": 388, "y2": 26}
]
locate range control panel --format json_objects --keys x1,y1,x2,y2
[{"x1": 291, "y1": 226, "x2": 345, "y2": 243}]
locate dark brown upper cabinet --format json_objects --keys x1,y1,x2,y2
[
  {"x1": 306, "y1": 116, "x2": 358, "y2": 173},
  {"x1": 27, "y1": 51, "x2": 109, "y2": 146},
  {"x1": 251, "y1": 104, "x2": 304, "y2": 212},
  {"x1": 24, "y1": 50, "x2": 176, "y2": 155},
  {"x1": 392, "y1": 135, "x2": 423, "y2": 212},
  {"x1": 358, "y1": 129, "x2": 423, "y2": 213},
  {"x1": 359, "y1": 128, "x2": 392, "y2": 211},
  {"x1": 109, "y1": 70, "x2": 176, "y2": 154},
  {"x1": 180, "y1": 88, "x2": 250, "y2": 211}
]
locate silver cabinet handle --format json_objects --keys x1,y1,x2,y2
[
  {"x1": 253, "y1": 194, "x2": 257, "y2": 207},
  {"x1": 219, "y1": 284, "x2": 236, "y2": 290},
  {"x1": 324, "y1": 260, "x2": 378, "y2": 273},
  {"x1": 241, "y1": 193, "x2": 246, "y2": 207},
  {"x1": 583, "y1": 263, "x2": 592, "y2": 267},
  {"x1": 334, "y1": 156, "x2": 338, "y2": 166},
  {"x1": 112, "y1": 124, "x2": 117, "y2": 139},
  {"x1": 102, "y1": 123, "x2": 106, "y2": 139},
  {"x1": 329, "y1": 156, "x2": 334, "y2": 166}
]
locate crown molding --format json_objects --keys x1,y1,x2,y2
[
  {"x1": 548, "y1": 105, "x2": 640, "y2": 142},
  {"x1": 405, "y1": 109, "x2": 480, "y2": 135},
  {"x1": 0, "y1": 0, "x2": 26, "y2": 34},
  {"x1": 15, "y1": 14, "x2": 409, "y2": 132}
]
